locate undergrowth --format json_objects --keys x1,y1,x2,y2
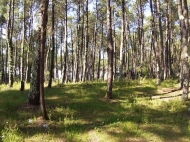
[{"x1": 0, "y1": 79, "x2": 190, "y2": 142}]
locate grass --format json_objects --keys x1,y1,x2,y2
[{"x1": 0, "y1": 79, "x2": 190, "y2": 142}]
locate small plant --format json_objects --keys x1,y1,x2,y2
[
  {"x1": 160, "y1": 99, "x2": 183, "y2": 113},
  {"x1": 141, "y1": 115, "x2": 149, "y2": 124},
  {"x1": 1, "y1": 122, "x2": 24, "y2": 142},
  {"x1": 127, "y1": 94, "x2": 137, "y2": 105},
  {"x1": 187, "y1": 120, "x2": 190, "y2": 134}
]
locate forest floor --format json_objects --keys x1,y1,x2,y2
[{"x1": 0, "y1": 79, "x2": 190, "y2": 142}]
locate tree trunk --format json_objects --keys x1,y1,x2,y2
[
  {"x1": 157, "y1": 0, "x2": 164, "y2": 81},
  {"x1": 164, "y1": 0, "x2": 169, "y2": 79},
  {"x1": 113, "y1": 10, "x2": 117, "y2": 80},
  {"x1": 7, "y1": 0, "x2": 14, "y2": 88},
  {"x1": 0, "y1": 27, "x2": 3, "y2": 83},
  {"x1": 25, "y1": 1, "x2": 33, "y2": 83},
  {"x1": 28, "y1": 57, "x2": 40, "y2": 105},
  {"x1": 105, "y1": 0, "x2": 113, "y2": 99},
  {"x1": 92, "y1": 0, "x2": 98, "y2": 80},
  {"x1": 39, "y1": 0, "x2": 49, "y2": 120},
  {"x1": 74, "y1": 1, "x2": 81, "y2": 82},
  {"x1": 71, "y1": 29, "x2": 74, "y2": 82},
  {"x1": 27, "y1": 3, "x2": 40, "y2": 103},
  {"x1": 119, "y1": 0, "x2": 125, "y2": 80},
  {"x1": 60, "y1": 25, "x2": 64, "y2": 83},
  {"x1": 177, "y1": 0, "x2": 189, "y2": 100},
  {"x1": 48, "y1": 0, "x2": 55, "y2": 88},
  {"x1": 62, "y1": 0, "x2": 68, "y2": 84},
  {"x1": 150, "y1": 0, "x2": 161, "y2": 85},
  {"x1": 20, "y1": 0, "x2": 26, "y2": 91},
  {"x1": 82, "y1": 0, "x2": 89, "y2": 82}
]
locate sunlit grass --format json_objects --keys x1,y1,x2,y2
[{"x1": 0, "y1": 79, "x2": 190, "y2": 141}]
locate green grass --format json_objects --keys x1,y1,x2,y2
[{"x1": 0, "y1": 79, "x2": 190, "y2": 142}]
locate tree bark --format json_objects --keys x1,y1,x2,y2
[
  {"x1": 39, "y1": 0, "x2": 49, "y2": 120},
  {"x1": 82, "y1": 0, "x2": 89, "y2": 82},
  {"x1": 105, "y1": 0, "x2": 113, "y2": 99},
  {"x1": 178, "y1": 0, "x2": 189, "y2": 100},
  {"x1": 7, "y1": 0, "x2": 15, "y2": 88},
  {"x1": 150, "y1": 0, "x2": 161, "y2": 85},
  {"x1": 20, "y1": 0, "x2": 26, "y2": 91},
  {"x1": 62, "y1": 0, "x2": 68, "y2": 84},
  {"x1": 119, "y1": 0, "x2": 125, "y2": 80},
  {"x1": 157, "y1": 0, "x2": 164, "y2": 81},
  {"x1": 48, "y1": 0, "x2": 55, "y2": 88}
]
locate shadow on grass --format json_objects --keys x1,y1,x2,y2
[{"x1": 0, "y1": 80, "x2": 190, "y2": 141}]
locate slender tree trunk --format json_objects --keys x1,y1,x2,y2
[
  {"x1": 119, "y1": 0, "x2": 125, "y2": 80},
  {"x1": 20, "y1": 0, "x2": 26, "y2": 91},
  {"x1": 98, "y1": 21, "x2": 104, "y2": 80},
  {"x1": 103, "y1": 50, "x2": 105, "y2": 80},
  {"x1": 150, "y1": 0, "x2": 161, "y2": 85},
  {"x1": 178, "y1": 0, "x2": 184, "y2": 89},
  {"x1": 92, "y1": 0, "x2": 98, "y2": 80},
  {"x1": 164, "y1": 0, "x2": 169, "y2": 79},
  {"x1": 7, "y1": 0, "x2": 14, "y2": 87},
  {"x1": 126, "y1": 23, "x2": 131, "y2": 73},
  {"x1": 80, "y1": 2, "x2": 84, "y2": 81},
  {"x1": 75, "y1": 1, "x2": 81, "y2": 82},
  {"x1": 82, "y1": 0, "x2": 88, "y2": 82},
  {"x1": 157, "y1": 0, "x2": 164, "y2": 81},
  {"x1": 25, "y1": 1, "x2": 33, "y2": 83},
  {"x1": 55, "y1": 31, "x2": 59, "y2": 80},
  {"x1": 113, "y1": 10, "x2": 117, "y2": 80},
  {"x1": 62, "y1": 0, "x2": 68, "y2": 84},
  {"x1": 0, "y1": 27, "x2": 3, "y2": 83},
  {"x1": 48, "y1": 0, "x2": 55, "y2": 88},
  {"x1": 71, "y1": 29, "x2": 74, "y2": 82},
  {"x1": 5, "y1": 41, "x2": 8, "y2": 83},
  {"x1": 105, "y1": 0, "x2": 113, "y2": 99},
  {"x1": 60, "y1": 25, "x2": 64, "y2": 82},
  {"x1": 14, "y1": 38, "x2": 18, "y2": 79}
]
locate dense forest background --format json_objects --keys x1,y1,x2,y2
[{"x1": 0, "y1": 0, "x2": 190, "y2": 101}]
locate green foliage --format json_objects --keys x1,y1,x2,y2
[
  {"x1": 187, "y1": 120, "x2": 190, "y2": 134},
  {"x1": 159, "y1": 99, "x2": 183, "y2": 113},
  {"x1": 159, "y1": 79, "x2": 178, "y2": 88},
  {"x1": 1, "y1": 122, "x2": 24, "y2": 142}
]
